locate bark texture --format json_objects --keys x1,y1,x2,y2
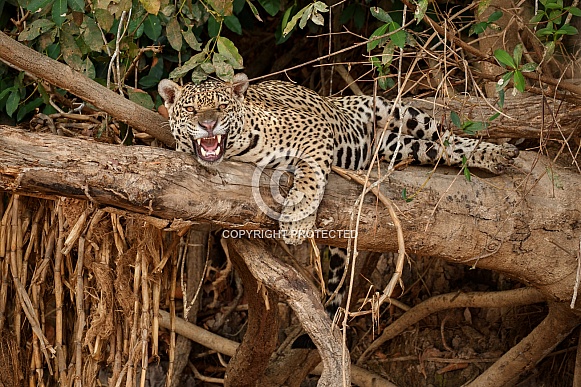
[
  {"x1": 0, "y1": 126, "x2": 578, "y2": 306},
  {"x1": 224, "y1": 239, "x2": 279, "y2": 387},
  {"x1": 227, "y1": 238, "x2": 350, "y2": 387}
]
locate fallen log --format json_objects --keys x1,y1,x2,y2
[{"x1": 0, "y1": 125, "x2": 579, "y2": 307}]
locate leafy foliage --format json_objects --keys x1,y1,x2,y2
[
  {"x1": 494, "y1": 44, "x2": 537, "y2": 93},
  {"x1": 470, "y1": 10, "x2": 503, "y2": 35},
  {"x1": 0, "y1": 0, "x2": 578, "y2": 124}
]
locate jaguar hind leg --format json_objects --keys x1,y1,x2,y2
[{"x1": 372, "y1": 99, "x2": 519, "y2": 174}]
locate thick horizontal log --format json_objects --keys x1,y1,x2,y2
[
  {"x1": 411, "y1": 94, "x2": 581, "y2": 139},
  {"x1": 0, "y1": 126, "x2": 579, "y2": 306}
]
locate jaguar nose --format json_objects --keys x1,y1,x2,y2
[{"x1": 199, "y1": 119, "x2": 217, "y2": 131}]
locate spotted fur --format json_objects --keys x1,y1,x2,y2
[{"x1": 159, "y1": 73, "x2": 518, "y2": 246}]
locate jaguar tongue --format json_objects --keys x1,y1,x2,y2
[{"x1": 200, "y1": 136, "x2": 219, "y2": 152}]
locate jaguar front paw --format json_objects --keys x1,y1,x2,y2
[{"x1": 279, "y1": 213, "x2": 316, "y2": 245}]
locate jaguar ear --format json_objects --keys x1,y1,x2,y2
[
  {"x1": 158, "y1": 79, "x2": 182, "y2": 107},
  {"x1": 232, "y1": 73, "x2": 249, "y2": 97}
]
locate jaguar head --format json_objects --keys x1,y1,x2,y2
[{"x1": 158, "y1": 73, "x2": 249, "y2": 166}]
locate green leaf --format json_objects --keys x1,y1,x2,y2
[
  {"x1": 216, "y1": 36, "x2": 243, "y2": 69},
  {"x1": 67, "y1": 0, "x2": 84, "y2": 12},
  {"x1": 535, "y1": 27, "x2": 555, "y2": 37},
  {"x1": 513, "y1": 70, "x2": 525, "y2": 92},
  {"x1": 200, "y1": 61, "x2": 214, "y2": 73},
  {"x1": 81, "y1": 16, "x2": 103, "y2": 52},
  {"x1": 139, "y1": 74, "x2": 161, "y2": 89},
  {"x1": 81, "y1": 57, "x2": 95, "y2": 79},
  {"x1": 352, "y1": 5, "x2": 365, "y2": 30},
  {"x1": 381, "y1": 42, "x2": 395, "y2": 65},
  {"x1": 224, "y1": 15, "x2": 242, "y2": 35},
  {"x1": 213, "y1": 54, "x2": 235, "y2": 81},
  {"x1": 18, "y1": 19, "x2": 55, "y2": 41},
  {"x1": 402, "y1": 188, "x2": 413, "y2": 202},
  {"x1": 246, "y1": 0, "x2": 263, "y2": 21},
  {"x1": 299, "y1": 4, "x2": 313, "y2": 29},
  {"x1": 543, "y1": 2, "x2": 562, "y2": 9},
  {"x1": 469, "y1": 21, "x2": 488, "y2": 36},
  {"x1": 389, "y1": 23, "x2": 406, "y2": 49},
  {"x1": 150, "y1": 56, "x2": 164, "y2": 81},
  {"x1": 26, "y1": 0, "x2": 51, "y2": 13},
  {"x1": 463, "y1": 163, "x2": 471, "y2": 182},
  {"x1": 543, "y1": 41, "x2": 555, "y2": 61},
  {"x1": 208, "y1": 15, "x2": 221, "y2": 37},
  {"x1": 498, "y1": 89, "x2": 505, "y2": 108},
  {"x1": 60, "y1": 28, "x2": 82, "y2": 68},
  {"x1": 6, "y1": 91, "x2": 20, "y2": 117},
  {"x1": 169, "y1": 51, "x2": 206, "y2": 79},
  {"x1": 414, "y1": 0, "x2": 428, "y2": 21},
  {"x1": 94, "y1": 9, "x2": 114, "y2": 32},
  {"x1": 143, "y1": 14, "x2": 162, "y2": 41},
  {"x1": 488, "y1": 10, "x2": 503, "y2": 22},
  {"x1": 489, "y1": 112, "x2": 500, "y2": 121},
  {"x1": 495, "y1": 71, "x2": 514, "y2": 92},
  {"x1": 450, "y1": 111, "x2": 461, "y2": 128},
  {"x1": 367, "y1": 23, "x2": 389, "y2": 51},
  {"x1": 340, "y1": 3, "x2": 355, "y2": 24},
  {"x1": 529, "y1": 12, "x2": 545, "y2": 24},
  {"x1": 312, "y1": 1, "x2": 327, "y2": 12},
  {"x1": 127, "y1": 89, "x2": 154, "y2": 110},
  {"x1": 477, "y1": 0, "x2": 491, "y2": 14},
  {"x1": 521, "y1": 62, "x2": 538, "y2": 72},
  {"x1": 566, "y1": 6, "x2": 581, "y2": 16},
  {"x1": 233, "y1": 0, "x2": 244, "y2": 13},
  {"x1": 191, "y1": 66, "x2": 209, "y2": 83},
  {"x1": 166, "y1": 17, "x2": 182, "y2": 51},
  {"x1": 462, "y1": 121, "x2": 486, "y2": 135},
  {"x1": 283, "y1": 7, "x2": 306, "y2": 36},
  {"x1": 0, "y1": 87, "x2": 15, "y2": 102},
  {"x1": 182, "y1": 26, "x2": 201, "y2": 50},
  {"x1": 555, "y1": 24, "x2": 578, "y2": 36},
  {"x1": 513, "y1": 44, "x2": 523, "y2": 66},
  {"x1": 257, "y1": 0, "x2": 279, "y2": 16},
  {"x1": 17, "y1": 97, "x2": 44, "y2": 122},
  {"x1": 52, "y1": 0, "x2": 67, "y2": 26},
  {"x1": 493, "y1": 49, "x2": 516, "y2": 68},
  {"x1": 377, "y1": 76, "x2": 394, "y2": 90},
  {"x1": 370, "y1": 7, "x2": 392, "y2": 23}
]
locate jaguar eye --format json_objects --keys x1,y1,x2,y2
[
  {"x1": 218, "y1": 104, "x2": 228, "y2": 111},
  {"x1": 185, "y1": 106, "x2": 196, "y2": 113}
]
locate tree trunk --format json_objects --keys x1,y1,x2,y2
[{"x1": 0, "y1": 125, "x2": 579, "y2": 309}]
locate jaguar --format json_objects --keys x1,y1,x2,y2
[
  {"x1": 159, "y1": 73, "x2": 518, "y2": 243},
  {"x1": 158, "y1": 73, "x2": 519, "y2": 333}
]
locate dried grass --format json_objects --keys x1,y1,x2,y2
[{"x1": 0, "y1": 192, "x2": 185, "y2": 386}]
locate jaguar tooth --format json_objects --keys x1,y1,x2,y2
[
  {"x1": 217, "y1": 134, "x2": 222, "y2": 142},
  {"x1": 196, "y1": 138, "x2": 201, "y2": 145},
  {"x1": 216, "y1": 145, "x2": 221, "y2": 154},
  {"x1": 200, "y1": 147, "x2": 207, "y2": 157}
]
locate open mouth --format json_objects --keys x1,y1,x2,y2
[{"x1": 193, "y1": 134, "x2": 228, "y2": 162}]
